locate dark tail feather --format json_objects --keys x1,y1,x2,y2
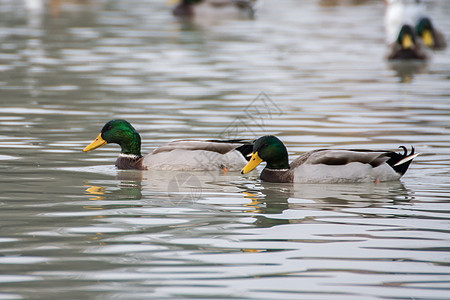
[
  {"x1": 207, "y1": 139, "x2": 248, "y2": 144},
  {"x1": 206, "y1": 139, "x2": 253, "y2": 161},
  {"x1": 386, "y1": 146, "x2": 419, "y2": 176},
  {"x1": 235, "y1": 144, "x2": 253, "y2": 161}
]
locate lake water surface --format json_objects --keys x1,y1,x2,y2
[{"x1": 0, "y1": 0, "x2": 449, "y2": 299}]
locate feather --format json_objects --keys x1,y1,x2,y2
[{"x1": 394, "y1": 152, "x2": 420, "y2": 166}]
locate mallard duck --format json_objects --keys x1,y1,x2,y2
[
  {"x1": 84, "y1": 119, "x2": 252, "y2": 171},
  {"x1": 384, "y1": 0, "x2": 446, "y2": 50},
  {"x1": 387, "y1": 24, "x2": 428, "y2": 60},
  {"x1": 172, "y1": 0, "x2": 255, "y2": 19},
  {"x1": 241, "y1": 136, "x2": 419, "y2": 183},
  {"x1": 416, "y1": 17, "x2": 447, "y2": 50}
]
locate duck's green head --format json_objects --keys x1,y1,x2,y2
[
  {"x1": 397, "y1": 24, "x2": 416, "y2": 50},
  {"x1": 84, "y1": 119, "x2": 142, "y2": 156},
  {"x1": 416, "y1": 17, "x2": 434, "y2": 48},
  {"x1": 241, "y1": 135, "x2": 289, "y2": 174}
]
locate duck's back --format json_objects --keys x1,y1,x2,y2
[
  {"x1": 290, "y1": 149, "x2": 401, "y2": 183},
  {"x1": 143, "y1": 140, "x2": 249, "y2": 171}
]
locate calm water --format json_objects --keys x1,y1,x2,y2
[{"x1": 0, "y1": 0, "x2": 449, "y2": 299}]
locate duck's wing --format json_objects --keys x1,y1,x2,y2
[
  {"x1": 291, "y1": 149, "x2": 389, "y2": 168},
  {"x1": 152, "y1": 139, "x2": 251, "y2": 157},
  {"x1": 206, "y1": 139, "x2": 253, "y2": 160},
  {"x1": 287, "y1": 147, "x2": 418, "y2": 183},
  {"x1": 291, "y1": 147, "x2": 418, "y2": 175},
  {"x1": 434, "y1": 29, "x2": 447, "y2": 50},
  {"x1": 143, "y1": 139, "x2": 252, "y2": 171}
]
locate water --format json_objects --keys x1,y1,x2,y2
[{"x1": 0, "y1": 0, "x2": 449, "y2": 299}]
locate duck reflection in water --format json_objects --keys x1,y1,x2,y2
[
  {"x1": 386, "y1": 23, "x2": 429, "y2": 82},
  {"x1": 245, "y1": 181, "x2": 413, "y2": 228},
  {"x1": 243, "y1": 187, "x2": 292, "y2": 228},
  {"x1": 84, "y1": 172, "x2": 143, "y2": 203},
  {"x1": 387, "y1": 60, "x2": 428, "y2": 83},
  {"x1": 84, "y1": 168, "x2": 238, "y2": 206},
  {"x1": 83, "y1": 169, "x2": 413, "y2": 227}
]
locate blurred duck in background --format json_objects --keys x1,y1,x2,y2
[
  {"x1": 387, "y1": 24, "x2": 427, "y2": 60},
  {"x1": 384, "y1": 0, "x2": 423, "y2": 44},
  {"x1": 171, "y1": 0, "x2": 256, "y2": 20},
  {"x1": 415, "y1": 17, "x2": 447, "y2": 50},
  {"x1": 384, "y1": 0, "x2": 446, "y2": 50}
]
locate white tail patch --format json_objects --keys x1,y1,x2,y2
[{"x1": 394, "y1": 153, "x2": 420, "y2": 166}]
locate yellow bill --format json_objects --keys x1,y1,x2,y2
[
  {"x1": 241, "y1": 152, "x2": 263, "y2": 174},
  {"x1": 84, "y1": 133, "x2": 107, "y2": 152},
  {"x1": 402, "y1": 34, "x2": 413, "y2": 49},
  {"x1": 422, "y1": 30, "x2": 434, "y2": 47}
]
